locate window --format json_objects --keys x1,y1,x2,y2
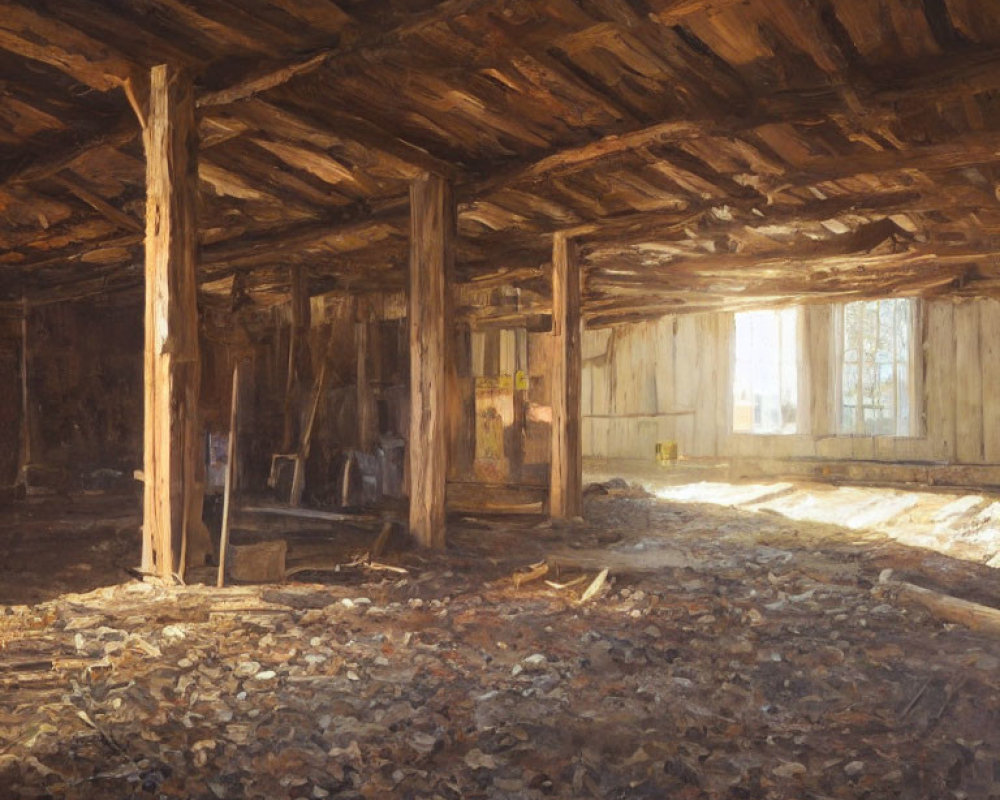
[
  {"x1": 732, "y1": 308, "x2": 799, "y2": 434},
  {"x1": 838, "y1": 298, "x2": 916, "y2": 436}
]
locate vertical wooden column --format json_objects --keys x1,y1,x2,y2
[
  {"x1": 408, "y1": 173, "x2": 453, "y2": 549},
  {"x1": 550, "y1": 232, "x2": 583, "y2": 519},
  {"x1": 802, "y1": 304, "x2": 834, "y2": 436},
  {"x1": 141, "y1": 64, "x2": 202, "y2": 578}
]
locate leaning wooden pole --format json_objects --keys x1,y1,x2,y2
[
  {"x1": 550, "y1": 232, "x2": 583, "y2": 519},
  {"x1": 217, "y1": 362, "x2": 240, "y2": 588},
  {"x1": 17, "y1": 295, "x2": 30, "y2": 487},
  {"x1": 408, "y1": 173, "x2": 453, "y2": 549},
  {"x1": 356, "y1": 300, "x2": 376, "y2": 453},
  {"x1": 281, "y1": 264, "x2": 310, "y2": 453},
  {"x1": 141, "y1": 64, "x2": 202, "y2": 579}
]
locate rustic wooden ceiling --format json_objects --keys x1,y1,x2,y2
[{"x1": 2, "y1": 0, "x2": 1000, "y2": 324}]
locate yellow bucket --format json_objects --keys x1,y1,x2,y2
[{"x1": 655, "y1": 441, "x2": 678, "y2": 464}]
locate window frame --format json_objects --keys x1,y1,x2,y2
[
  {"x1": 730, "y1": 306, "x2": 802, "y2": 436},
  {"x1": 833, "y1": 297, "x2": 923, "y2": 438}
]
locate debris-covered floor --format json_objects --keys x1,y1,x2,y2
[{"x1": 2, "y1": 483, "x2": 1000, "y2": 798}]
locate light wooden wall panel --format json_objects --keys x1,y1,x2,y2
[
  {"x1": 954, "y1": 301, "x2": 984, "y2": 464},
  {"x1": 582, "y1": 297, "x2": 1000, "y2": 469},
  {"x1": 981, "y1": 299, "x2": 1000, "y2": 463},
  {"x1": 925, "y1": 301, "x2": 957, "y2": 462}
]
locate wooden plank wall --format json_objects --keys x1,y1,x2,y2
[
  {"x1": 582, "y1": 298, "x2": 1000, "y2": 468},
  {"x1": 30, "y1": 298, "x2": 143, "y2": 482},
  {"x1": 582, "y1": 314, "x2": 729, "y2": 460}
]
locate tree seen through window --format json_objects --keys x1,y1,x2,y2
[{"x1": 840, "y1": 298, "x2": 914, "y2": 436}]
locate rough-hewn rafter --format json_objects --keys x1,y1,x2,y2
[
  {"x1": 212, "y1": 100, "x2": 452, "y2": 180},
  {"x1": 4, "y1": 0, "x2": 1000, "y2": 318},
  {"x1": 0, "y1": 3, "x2": 137, "y2": 91},
  {"x1": 0, "y1": 114, "x2": 138, "y2": 190},
  {"x1": 195, "y1": 0, "x2": 500, "y2": 109},
  {"x1": 53, "y1": 174, "x2": 143, "y2": 233}
]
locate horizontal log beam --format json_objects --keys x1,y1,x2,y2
[
  {"x1": 581, "y1": 269, "x2": 970, "y2": 326},
  {"x1": 478, "y1": 49, "x2": 1000, "y2": 194},
  {"x1": 649, "y1": 0, "x2": 749, "y2": 25},
  {"x1": 587, "y1": 243, "x2": 991, "y2": 282},
  {"x1": 197, "y1": 52, "x2": 332, "y2": 108},
  {"x1": 0, "y1": 3, "x2": 137, "y2": 91},
  {"x1": 195, "y1": 0, "x2": 497, "y2": 109},
  {"x1": 53, "y1": 174, "x2": 143, "y2": 233},
  {"x1": 212, "y1": 100, "x2": 452, "y2": 180},
  {"x1": 1, "y1": 114, "x2": 139, "y2": 189},
  {"x1": 200, "y1": 211, "x2": 409, "y2": 273}
]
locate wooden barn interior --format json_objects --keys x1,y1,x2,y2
[{"x1": 3, "y1": 0, "x2": 1000, "y2": 796}]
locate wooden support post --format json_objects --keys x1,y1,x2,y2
[
  {"x1": 409, "y1": 173, "x2": 453, "y2": 549},
  {"x1": 550, "y1": 232, "x2": 583, "y2": 519},
  {"x1": 217, "y1": 361, "x2": 240, "y2": 588},
  {"x1": 141, "y1": 64, "x2": 204, "y2": 579}
]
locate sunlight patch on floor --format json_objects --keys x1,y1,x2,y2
[
  {"x1": 584, "y1": 458, "x2": 1000, "y2": 568},
  {"x1": 652, "y1": 481, "x2": 793, "y2": 507}
]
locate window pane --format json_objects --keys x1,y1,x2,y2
[
  {"x1": 839, "y1": 298, "x2": 914, "y2": 436},
  {"x1": 732, "y1": 308, "x2": 798, "y2": 434}
]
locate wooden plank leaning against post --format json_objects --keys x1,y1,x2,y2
[{"x1": 217, "y1": 361, "x2": 240, "y2": 588}]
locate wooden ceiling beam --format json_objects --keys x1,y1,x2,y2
[
  {"x1": 0, "y1": 113, "x2": 139, "y2": 189},
  {"x1": 474, "y1": 47, "x2": 1000, "y2": 196},
  {"x1": 0, "y1": 0, "x2": 479, "y2": 201},
  {"x1": 52, "y1": 173, "x2": 143, "y2": 233},
  {"x1": 586, "y1": 244, "x2": 991, "y2": 285},
  {"x1": 648, "y1": 0, "x2": 751, "y2": 26},
  {"x1": 568, "y1": 184, "x2": 1000, "y2": 249},
  {"x1": 569, "y1": 191, "x2": 921, "y2": 243},
  {"x1": 0, "y1": 86, "x2": 263, "y2": 194},
  {"x1": 197, "y1": 52, "x2": 331, "y2": 108},
  {"x1": 4, "y1": 232, "x2": 142, "y2": 274},
  {"x1": 782, "y1": 131, "x2": 1000, "y2": 188},
  {"x1": 548, "y1": 145, "x2": 999, "y2": 250},
  {"x1": 195, "y1": 0, "x2": 499, "y2": 109},
  {"x1": 0, "y1": 3, "x2": 138, "y2": 91},
  {"x1": 272, "y1": 103, "x2": 462, "y2": 180},
  {"x1": 202, "y1": 141, "x2": 353, "y2": 212},
  {"x1": 589, "y1": 263, "x2": 970, "y2": 302},
  {"x1": 246, "y1": 135, "x2": 380, "y2": 196},
  {"x1": 210, "y1": 100, "x2": 440, "y2": 180},
  {"x1": 200, "y1": 211, "x2": 409, "y2": 275},
  {"x1": 141, "y1": 0, "x2": 297, "y2": 58},
  {"x1": 581, "y1": 266, "x2": 973, "y2": 326},
  {"x1": 192, "y1": 180, "x2": 982, "y2": 288},
  {"x1": 474, "y1": 16, "x2": 639, "y2": 126}
]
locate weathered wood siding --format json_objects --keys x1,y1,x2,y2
[
  {"x1": 30, "y1": 298, "x2": 143, "y2": 481},
  {"x1": 582, "y1": 314, "x2": 730, "y2": 460},
  {"x1": 583, "y1": 298, "x2": 1000, "y2": 468}
]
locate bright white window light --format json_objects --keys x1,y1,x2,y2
[{"x1": 732, "y1": 308, "x2": 799, "y2": 434}]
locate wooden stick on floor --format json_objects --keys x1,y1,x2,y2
[
  {"x1": 880, "y1": 571, "x2": 1000, "y2": 636},
  {"x1": 217, "y1": 361, "x2": 240, "y2": 588}
]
